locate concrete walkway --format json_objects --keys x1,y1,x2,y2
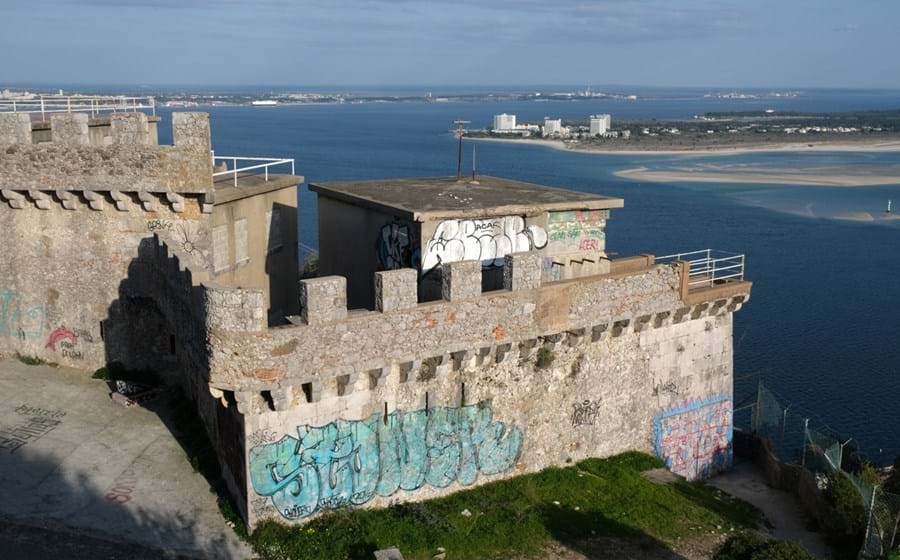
[
  {"x1": 709, "y1": 460, "x2": 834, "y2": 560},
  {"x1": 0, "y1": 359, "x2": 253, "y2": 559}
]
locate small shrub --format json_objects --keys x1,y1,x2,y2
[
  {"x1": 714, "y1": 531, "x2": 766, "y2": 560},
  {"x1": 16, "y1": 353, "x2": 46, "y2": 366},
  {"x1": 714, "y1": 532, "x2": 814, "y2": 560},
  {"x1": 820, "y1": 471, "x2": 866, "y2": 539},
  {"x1": 859, "y1": 463, "x2": 881, "y2": 487},
  {"x1": 535, "y1": 346, "x2": 555, "y2": 370}
]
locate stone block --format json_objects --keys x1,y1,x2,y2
[
  {"x1": 374, "y1": 268, "x2": 418, "y2": 312},
  {"x1": 0, "y1": 113, "x2": 32, "y2": 144},
  {"x1": 172, "y1": 112, "x2": 211, "y2": 151},
  {"x1": 110, "y1": 113, "x2": 152, "y2": 145},
  {"x1": 503, "y1": 251, "x2": 542, "y2": 291},
  {"x1": 50, "y1": 113, "x2": 89, "y2": 145},
  {"x1": 441, "y1": 260, "x2": 481, "y2": 301},
  {"x1": 300, "y1": 276, "x2": 347, "y2": 325}
]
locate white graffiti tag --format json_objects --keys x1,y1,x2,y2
[{"x1": 421, "y1": 216, "x2": 548, "y2": 271}]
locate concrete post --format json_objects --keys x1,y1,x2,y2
[
  {"x1": 110, "y1": 113, "x2": 152, "y2": 145},
  {"x1": 0, "y1": 113, "x2": 33, "y2": 144},
  {"x1": 172, "y1": 112, "x2": 211, "y2": 151},
  {"x1": 374, "y1": 268, "x2": 418, "y2": 312},
  {"x1": 50, "y1": 113, "x2": 89, "y2": 145},
  {"x1": 441, "y1": 260, "x2": 481, "y2": 301},
  {"x1": 677, "y1": 260, "x2": 690, "y2": 300},
  {"x1": 503, "y1": 251, "x2": 542, "y2": 291},
  {"x1": 300, "y1": 276, "x2": 347, "y2": 325}
]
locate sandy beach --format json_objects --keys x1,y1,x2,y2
[
  {"x1": 614, "y1": 166, "x2": 900, "y2": 187},
  {"x1": 471, "y1": 136, "x2": 900, "y2": 157}
]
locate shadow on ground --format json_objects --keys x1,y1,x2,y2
[
  {"x1": 0, "y1": 361, "x2": 250, "y2": 559},
  {"x1": 538, "y1": 504, "x2": 689, "y2": 560}
]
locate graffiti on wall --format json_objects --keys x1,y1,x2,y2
[
  {"x1": 571, "y1": 400, "x2": 602, "y2": 427},
  {"x1": 249, "y1": 400, "x2": 523, "y2": 520},
  {"x1": 421, "y1": 217, "x2": 548, "y2": 272},
  {"x1": 0, "y1": 290, "x2": 45, "y2": 340},
  {"x1": 546, "y1": 210, "x2": 607, "y2": 252},
  {"x1": 653, "y1": 395, "x2": 732, "y2": 481},
  {"x1": 376, "y1": 222, "x2": 418, "y2": 270},
  {"x1": 46, "y1": 326, "x2": 83, "y2": 360}
]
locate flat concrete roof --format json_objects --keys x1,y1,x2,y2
[
  {"x1": 213, "y1": 173, "x2": 303, "y2": 205},
  {"x1": 308, "y1": 175, "x2": 624, "y2": 221}
]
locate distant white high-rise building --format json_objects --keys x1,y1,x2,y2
[
  {"x1": 543, "y1": 117, "x2": 562, "y2": 137},
  {"x1": 590, "y1": 114, "x2": 612, "y2": 136},
  {"x1": 493, "y1": 113, "x2": 516, "y2": 132}
]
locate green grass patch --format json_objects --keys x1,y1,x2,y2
[
  {"x1": 16, "y1": 353, "x2": 47, "y2": 366},
  {"x1": 247, "y1": 451, "x2": 761, "y2": 560}
]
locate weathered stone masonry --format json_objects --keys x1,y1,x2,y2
[
  {"x1": 0, "y1": 111, "x2": 751, "y2": 530},
  {"x1": 202, "y1": 253, "x2": 749, "y2": 526}
]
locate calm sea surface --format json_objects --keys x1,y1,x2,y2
[{"x1": 158, "y1": 90, "x2": 900, "y2": 464}]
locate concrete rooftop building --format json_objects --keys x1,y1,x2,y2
[
  {"x1": 311, "y1": 175, "x2": 623, "y2": 308},
  {"x1": 0, "y1": 106, "x2": 751, "y2": 530}
]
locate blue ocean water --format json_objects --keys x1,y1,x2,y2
[{"x1": 157, "y1": 90, "x2": 900, "y2": 464}]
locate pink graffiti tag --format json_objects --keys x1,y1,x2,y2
[{"x1": 46, "y1": 327, "x2": 78, "y2": 351}]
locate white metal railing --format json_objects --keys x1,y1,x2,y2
[
  {"x1": 657, "y1": 249, "x2": 745, "y2": 289},
  {"x1": 212, "y1": 154, "x2": 296, "y2": 187},
  {"x1": 0, "y1": 95, "x2": 156, "y2": 118}
]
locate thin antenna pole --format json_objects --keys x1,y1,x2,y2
[
  {"x1": 457, "y1": 131, "x2": 463, "y2": 181},
  {"x1": 472, "y1": 144, "x2": 476, "y2": 181},
  {"x1": 453, "y1": 119, "x2": 470, "y2": 183}
]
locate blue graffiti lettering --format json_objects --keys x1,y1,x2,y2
[
  {"x1": 0, "y1": 290, "x2": 45, "y2": 340},
  {"x1": 653, "y1": 395, "x2": 732, "y2": 481},
  {"x1": 249, "y1": 400, "x2": 523, "y2": 520}
]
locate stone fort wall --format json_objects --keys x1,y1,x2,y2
[
  {"x1": 0, "y1": 111, "x2": 752, "y2": 528},
  {"x1": 0, "y1": 112, "x2": 214, "y2": 370},
  {"x1": 197, "y1": 252, "x2": 750, "y2": 527}
]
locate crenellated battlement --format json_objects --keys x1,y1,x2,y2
[
  {"x1": 202, "y1": 252, "x2": 751, "y2": 415},
  {"x1": 0, "y1": 112, "x2": 214, "y2": 198}
]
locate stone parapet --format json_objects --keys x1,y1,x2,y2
[
  {"x1": 0, "y1": 113, "x2": 32, "y2": 144},
  {"x1": 300, "y1": 276, "x2": 348, "y2": 325},
  {"x1": 503, "y1": 251, "x2": 542, "y2": 291},
  {"x1": 207, "y1": 258, "x2": 752, "y2": 392},
  {"x1": 50, "y1": 113, "x2": 90, "y2": 145},
  {"x1": 441, "y1": 260, "x2": 481, "y2": 301},
  {"x1": 110, "y1": 113, "x2": 152, "y2": 146},
  {"x1": 374, "y1": 268, "x2": 418, "y2": 312},
  {"x1": 172, "y1": 112, "x2": 212, "y2": 152},
  {"x1": 0, "y1": 111, "x2": 213, "y2": 193}
]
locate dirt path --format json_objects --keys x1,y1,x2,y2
[{"x1": 708, "y1": 460, "x2": 834, "y2": 559}]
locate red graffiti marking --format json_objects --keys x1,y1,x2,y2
[
  {"x1": 105, "y1": 469, "x2": 139, "y2": 504},
  {"x1": 579, "y1": 239, "x2": 600, "y2": 251},
  {"x1": 45, "y1": 327, "x2": 77, "y2": 351}
]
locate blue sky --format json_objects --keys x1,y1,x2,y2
[{"x1": 3, "y1": 0, "x2": 899, "y2": 88}]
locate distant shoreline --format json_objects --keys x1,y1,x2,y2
[
  {"x1": 613, "y1": 166, "x2": 900, "y2": 187},
  {"x1": 470, "y1": 136, "x2": 900, "y2": 157}
]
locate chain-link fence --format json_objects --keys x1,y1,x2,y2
[{"x1": 739, "y1": 382, "x2": 900, "y2": 559}]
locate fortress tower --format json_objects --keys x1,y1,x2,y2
[{"x1": 0, "y1": 109, "x2": 751, "y2": 529}]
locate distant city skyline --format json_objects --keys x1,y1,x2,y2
[{"x1": 2, "y1": 0, "x2": 899, "y2": 89}]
